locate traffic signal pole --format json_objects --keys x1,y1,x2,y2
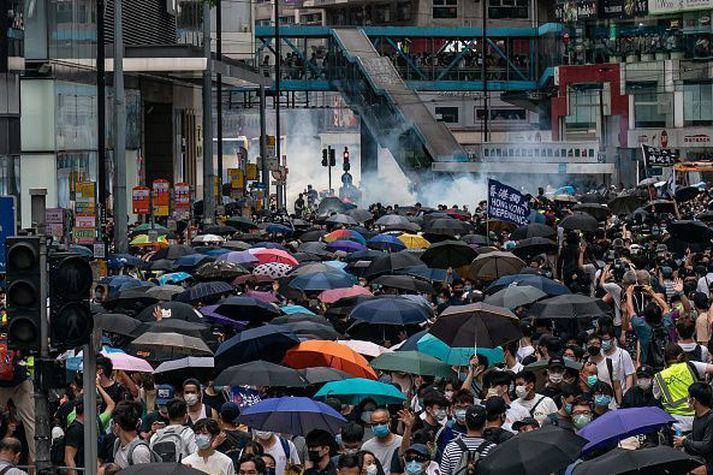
[{"x1": 34, "y1": 240, "x2": 51, "y2": 471}]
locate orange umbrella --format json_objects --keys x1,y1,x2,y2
[{"x1": 283, "y1": 340, "x2": 378, "y2": 380}]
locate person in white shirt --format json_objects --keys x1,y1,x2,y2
[
  {"x1": 182, "y1": 419, "x2": 235, "y2": 475},
  {"x1": 697, "y1": 265, "x2": 713, "y2": 297},
  {"x1": 481, "y1": 370, "x2": 528, "y2": 432},
  {"x1": 361, "y1": 409, "x2": 402, "y2": 475},
  {"x1": 600, "y1": 327, "x2": 636, "y2": 395},
  {"x1": 254, "y1": 430, "x2": 301, "y2": 475},
  {"x1": 678, "y1": 316, "x2": 711, "y2": 362},
  {"x1": 512, "y1": 370, "x2": 558, "y2": 425}
]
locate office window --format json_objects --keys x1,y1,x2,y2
[
  {"x1": 435, "y1": 107, "x2": 459, "y2": 123},
  {"x1": 488, "y1": 0, "x2": 528, "y2": 19},
  {"x1": 684, "y1": 82, "x2": 713, "y2": 126},
  {"x1": 475, "y1": 108, "x2": 526, "y2": 121},
  {"x1": 628, "y1": 84, "x2": 670, "y2": 128},
  {"x1": 565, "y1": 89, "x2": 597, "y2": 129},
  {"x1": 433, "y1": 0, "x2": 457, "y2": 19}
]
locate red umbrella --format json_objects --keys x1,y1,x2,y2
[
  {"x1": 251, "y1": 249, "x2": 299, "y2": 266},
  {"x1": 319, "y1": 285, "x2": 373, "y2": 304}
]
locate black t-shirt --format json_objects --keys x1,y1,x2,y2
[
  {"x1": 482, "y1": 427, "x2": 514, "y2": 445},
  {"x1": 141, "y1": 410, "x2": 170, "y2": 434},
  {"x1": 101, "y1": 382, "x2": 129, "y2": 411},
  {"x1": 203, "y1": 390, "x2": 228, "y2": 414},
  {"x1": 217, "y1": 429, "x2": 252, "y2": 464},
  {"x1": 304, "y1": 460, "x2": 338, "y2": 475},
  {"x1": 65, "y1": 420, "x2": 85, "y2": 468}
]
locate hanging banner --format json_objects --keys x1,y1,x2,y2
[
  {"x1": 132, "y1": 186, "x2": 150, "y2": 215},
  {"x1": 642, "y1": 144, "x2": 679, "y2": 167},
  {"x1": 246, "y1": 163, "x2": 258, "y2": 181},
  {"x1": 173, "y1": 182, "x2": 191, "y2": 220},
  {"x1": 73, "y1": 214, "x2": 96, "y2": 245},
  {"x1": 75, "y1": 181, "x2": 95, "y2": 215},
  {"x1": 152, "y1": 179, "x2": 170, "y2": 217},
  {"x1": 228, "y1": 168, "x2": 244, "y2": 191},
  {"x1": 487, "y1": 179, "x2": 530, "y2": 226}
]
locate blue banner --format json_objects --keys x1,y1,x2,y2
[
  {"x1": 0, "y1": 197, "x2": 16, "y2": 273},
  {"x1": 487, "y1": 179, "x2": 529, "y2": 226}
]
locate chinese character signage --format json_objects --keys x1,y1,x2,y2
[
  {"x1": 132, "y1": 186, "x2": 150, "y2": 214},
  {"x1": 152, "y1": 179, "x2": 170, "y2": 217},
  {"x1": 642, "y1": 144, "x2": 679, "y2": 167},
  {"x1": 173, "y1": 182, "x2": 191, "y2": 220},
  {"x1": 487, "y1": 179, "x2": 530, "y2": 226},
  {"x1": 246, "y1": 163, "x2": 258, "y2": 181},
  {"x1": 46, "y1": 208, "x2": 65, "y2": 239},
  {"x1": 75, "y1": 181, "x2": 95, "y2": 214}
]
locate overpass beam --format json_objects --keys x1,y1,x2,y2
[{"x1": 360, "y1": 118, "x2": 378, "y2": 176}]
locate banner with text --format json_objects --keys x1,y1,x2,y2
[
  {"x1": 488, "y1": 179, "x2": 530, "y2": 226},
  {"x1": 642, "y1": 144, "x2": 679, "y2": 168}
]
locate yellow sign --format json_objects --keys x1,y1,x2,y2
[
  {"x1": 228, "y1": 168, "x2": 244, "y2": 189},
  {"x1": 75, "y1": 181, "x2": 96, "y2": 214},
  {"x1": 266, "y1": 135, "x2": 276, "y2": 146},
  {"x1": 246, "y1": 163, "x2": 258, "y2": 181}
]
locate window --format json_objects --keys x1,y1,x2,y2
[
  {"x1": 683, "y1": 82, "x2": 713, "y2": 126},
  {"x1": 435, "y1": 107, "x2": 459, "y2": 123},
  {"x1": 488, "y1": 0, "x2": 528, "y2": 19},
  {"x1": 475, "y1": 108, "x2": 526, "y2": 121},
  {"x1": 433, "y1": 0, "x2": 457, "y2": 19},
  {"x1": 565, "y1": 89, "x2": 598, "y2": 129},
  {"x1": 628, "y1": 83, "x2": 670, "y2": 128}
]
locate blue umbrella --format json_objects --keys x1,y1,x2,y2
[
  {"x1": 99, "y1": 275, "x2": 140, "y2": 287},
  {"x1": 173, "y1": 254, "x2": 214, "y2": 271},
  {"x1": 69, "y1": 244, "x2": 94, "y2": 258},
  {"x1": 416, "y1": 333, "x2": 504, "y2": 365},
  {"x1": 350, "y1": 296, "x2": 430, "y2": 326},
  {"x1": 289, "y1": 271, "x2": 354, "y2": 291},
  {"x1": 486, "y1": 274, "x2": 571, "y2": 296},
  {"x1": 159, "y1": 272, "x2": 193, "y2": 285},
  {"x1": 368, "y1": 234, "x2": 407, "y2": 252},
  {"x1": 323, "y1": 260, "x2": 348, "y2": 271},
  {"x1": 578, "y1": 407, "x2": 675, "y2": 456},
  {"x1": 281, "y1": 305, "x2": 316, "y2": 315},
  {"x1": 344, "y1": 249, "x2": 385, "y2": 262},
  {"x1": 115, "y1": 280, "x2": 155, "y2": 292},
  {"x1": 196, "y1": 247, "x2": 231, "y2": 257},
  {"x1": 214, "y1": 296, "x2": 282, "y2": 322},
  {"x1": 108, "y1": 254, "x2": 144, "y2": 269},
  {"x1": 326, "y1": 240, "x2": 367, "y2": 253},
  {"x1": 173, "y1": 281, "x2": 234, "y2": 303},
  {"x1": 396, "y1": 265, "x2": 450, "y2": 283},
  {"x1": 267, "y1": 224, "x2": 293, "y2": 235},
  {"x1": 237, "y1": 396, "x2": 347, "y2": 435},
  {"x1": 252, "y1": 242, "x2": 289, "y2": 251},
  {"x1": 314, "y1": 378, "x2": 407, "y2": 405},
  {"x1": 396, "y1": 329, "x2": 427, "y2": 351},
  {"x1": 215, "y1": 324, "x2": 300, "y2": 370}
]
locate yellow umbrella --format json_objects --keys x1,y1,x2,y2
[
  {"x1": 130, "y1": 234, "x2": 169, "y2": 247},
  {"x1": 398, "y1": 233, "x2": 431, "y2": 249}
]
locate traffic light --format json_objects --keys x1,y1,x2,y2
[
  {"x1": 49, "y1": 252, "x2": 93, "y2": 349},
  {"x1": 321, "y1": 148, "x2": 328, "y2": 167},
  {"x1": 343, "y1": 147, "x2": 351, "y2": 171},
  {"x1": 5, "y1": 237, "x2": 44, "y2": 351},
  {"x1": 329, "y1": 147, "x2": 336, "y2": 167}
]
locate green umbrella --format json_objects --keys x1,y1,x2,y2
[
  {"x1": 370, "y1": 351, "x2": 454, "y2": 378},
  {"x1": 314, "y1": 377, "x2": 407, "y2": 405},
  {"x1": 133, "y1": 223, "x2": 168, "y2": 232},
  {"x1": 416, "y1": 333, "x2": 504, "y2": 366}
]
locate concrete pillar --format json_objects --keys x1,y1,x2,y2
[
  {"x1": 29, "y1": 188, "x2": 46, "y2": 235},
  {"x1": 360, "y1": 119, "x2": 378, "y2": 177}
]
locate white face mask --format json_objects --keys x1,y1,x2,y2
[
  {"x1": 254, "y1": 430, "x2": 274, "y2": 440},
  {"x1": 637, "y1": 378, "x2": 652, "y2": 391},
  {"x1": 184, "y1": 393, "x2": 199, "y2": 406},
  {"x1": 548, "y1": 372, "x2": 564, "y2": 384},
  {"x1": 365, "y1": 464, "x2": 378, "y2": 475},
  {"x1": 515, "y1": 385, "x2": 528, "y2": 399}
]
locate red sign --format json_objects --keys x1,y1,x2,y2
[
  {"x1": 660, "y1": 130, "x2": 669, "y2": 148},
  {"x1": 132, "y1": 186, "x2": 150, "y2": 214},
  {"x1": 173, "y1": 182, "x2": 191, "y2": 219},
  {"x1": 152, "y1": 179, "x2": 170, "y2": 217}
]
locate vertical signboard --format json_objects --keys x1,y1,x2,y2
[
  {"x1": 74, "y1": 181, "x2": 96, "y2": 244},
  {"x1": 152, "y1": 179, "x2": 170, "y2": 217},
  {"x1": 45, "y1": 208, "x2": 65, "y2": 240},
  {"x1": 173, "y1": 182, "x2": 191, "y2": 220},
  {"x1": 132, "y1": 186, "x2": 151, "y2": 215}
]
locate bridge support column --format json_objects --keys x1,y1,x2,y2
[{"x1": 360, "y1": 119, "x2": 378, "y2": 176}]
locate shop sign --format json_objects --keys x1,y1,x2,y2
[
  {"x1": 173, "y1": 182, "x2": 191, "y2": 220},
  {"x1": 601, "y1": 0, "x2": 648, "y2": 17},
  {"x1": 132, "y1": 186, "x2": 150, "y2": 215},
  {"x1": 152, "y1": 179, "x2": 170, "y2": 217},
  {"x1": 75, "y1": 181, "x2": 95, "y2": 215},
  {"x1": 649, "y1": 0, "x2": 713, "y2": 15}
]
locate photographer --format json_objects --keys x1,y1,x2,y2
[{"x1": 626, "y1": 284, "x2": 672, "y2": 370}]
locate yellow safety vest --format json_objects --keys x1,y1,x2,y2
[{"x1": 654, "y1": 362, "x2": 696, "y2": 417}]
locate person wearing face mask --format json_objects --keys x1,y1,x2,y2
[
  {"x1": 590, "y1": 381, "x2": 614, "y2": 417},
  {"x1": 570, "y1": 399, "x2": 593, "y2": 431},
  {"x1": 512, "y1": 370, "x2": 558, "y2": 425},
  {"x1": 584, "y1": 334, "x2": 623, "y2": 406},
  {"x1": 481, "y1": 397, "x2": 514, "y2": 444},
  {"x1": 540, "y1": 358, "x2": 567, "y2": 405},
  {"x1": 362, "y1": 409, "x2": 401, "y2": 475},
  {"x1": 413, "y1": 392, "x2": 450, "y2": 437},
  {"x1": 304, "y1": 430, "x2": 337, "y2": 475},
  {"x1": 360, "y1": 450, "x2": 385, "y2": 475},
  {"x1": 403, "y1": 444, "x2": 436, "y2": 475},
  {"x1": 600, "y1": 326, "x2": 635, "y2": 398},
  {"x1": 253, "y1": 429, "x2": 301, "y2": 475},
  {"x1": 439, "y1": 405, "x2": 494, "y2": 475},
  {"x1": 182, "y1": 379, "x2": 219, "y2": 427},
  {"x1": 542, "y1": 384, "x2": 581, "y2": 431},
  {"x1": 150, "y1": 398, "x2": 197, "y2": 462},
  {"x1": 336, "y1": 423, "x2": 363, "y2": 458},
  {"x1": 622, "y1": 365, "x2": 659, "y2": 409},
  {"x1": 481, "y1": 371, "x2": 529, "y2": 433},
  {"x1": 182, "y1": 418, "x2": 235, "y2": 475}
]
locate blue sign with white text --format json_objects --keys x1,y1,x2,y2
[
  {"x1": 487, "y1": 179, "x2": 529, "y2": 226},
  {"x1": 0, "y1": 196, "x2": 16, "y2": 273}
]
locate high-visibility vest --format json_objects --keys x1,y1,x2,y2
[{"x1": 654, "y1": 362, "x2": 696, "y2": 417}]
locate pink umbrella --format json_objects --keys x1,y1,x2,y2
[
  {"x1": 319, "y1": 285, "x2": 373, "y2": 304},
  {"x1": 245, "y1": 290, "x2": 279, "y2": 304},
  {"x1": 101, "y1": 351, "x2": 154, "y2": 373},
  {"x1": 251, "y1": 248, "x2": 299, "y2": 266}
]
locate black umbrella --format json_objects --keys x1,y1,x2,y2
[
  {"x1": 214, "y1": 324, "x2": 299, "y2": 369},
  {"x1": 214, "y1": 296, "x2": 282, "y2": 322},
  {"x1": 430, "y1": 302, "x2": 523, "y2": 348},
  {"x1": 511, "y1": 237, "x2": 558, "y2": 259},
  {"x1": 510, "y1": 223, "x2": 556, "y2": 240},
  {"x1": 293, "y1": 252, "x2": 323, "y2": 263},
  {"x1": 675, "y1": 185, "x2": 700, "y2": 203},
  {"x1": 572, "y1": 203, "x2": 611, "y2": 222},
  {"x1": 271, "y1": 314, "x2": 333, "y2": 326},
  {"x1": 326, "y1": 213, "x2": 358, "y2": 226},
  {"x1": 215, "y1": 361, "x2": 307, "y2": 387},
  {"x1": 579, "y1": 192, "x2": 607, "y2": 204},
  {"x1": 697, "y1": 210, "x2": 713, "y2": 223},
  {"x1": 202, "y1": 224, "x2": 237, "y2": 236},
  {"x1": 371, "y1": 275, "x2": 435, "y2": 294},
  {"x1": 422, "y1": 218, "x2": 470, "y2": 237},
  {"x1": 572, "y1": 446, "x2": 702, "y2": 475},
  {"x1": 483, "y1": 285, "x2": 547, "y2": 310},
  {"x1": 461, "y1": 234, "x2": 491, "y2": 246},
  {"x1": 299, "y1": 229, "x2": 327, "y2": 242},
  {"x1": 298, "y1": 242, "x2": 331, "y2": 257},
  {"x1": 628, "y1": 207, "x2": 654, "y2": 224},
  {"x1": 559, "y1": 212, "x2": 599, "y2": 232},
  {"x1": 608, "y1": 194, "x2": 644, "y2": 215},
  {"x1": 150, "y1": 244, "x2": 196, "y2": 261},
  {"x1": 134, "y1": 319, "x2": 213, "y2": 341},
  {"x1": 94, "y1": 313, "x2": 142, "y2": 337},
  {"x1": 173, "y1": 281, "x2": 234, "y2": 303},
  {"x1": 153, "y1": 356, "x2": 215, "y2": 385},
  {"x1": 477, "y1": 426, "x2": 587, "y2": 475},
  {"x1": 420, "y1": 240, "x2": 477, "y2": 269},
  {"x1": 117, "y1": 463, "x2": 206, "y2": 475},
  {"x1": 128, "y1": 332, "x2": 213, "y2": 361},
  {"x1": 226, "y1": 216, "x2": 258, "y2": 230},
  {"x1": 647, "y1": 199, "x2": 677, "y2": 215},
  {"x1": 283, "y1": 321, "x2": 341, "y2": 340},
  {"x1": 667, "y1": 220, "x2": 713, "y2": 245},
  {"x1": 383, "y1": 222, "x2": 422, "y2": 233},
  {"x1": 529, "y1": 294, "x2": 607, "y2": 320},
  {"x1": 317, "y1": 197, "x2": 347, "y2": 215},
  {"x1": 194, "y1": 260, "x2": 249, "y2": 281},
  {"x1": 364, "y1": 252, "x2": 423, "y2": 278},
  {"x1": 223, "y1": 240, "x2": 251, "y2": 251},
  {"x1": 136, "y1": 302, "x2": 205, "y2": 323},
  {"x1": 346, "y1": 209, "x2": 374, "y2": 223},
  {"x1": 299, "y1": 367, "x2": 354, "y2": 385},
  {"x1": 146, "y1": 259, "x2": 174, "y2": 271}
]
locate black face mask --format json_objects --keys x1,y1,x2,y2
[
  {"x1": 308, "y1": 450, "x2": 323, "y2": 463},
  {"x1": 587, "y1": 345, "x2": 601, "y2": 356}
]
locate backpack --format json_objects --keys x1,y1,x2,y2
[
  {"x1": 50, "y1": 435, "x2": 65, "y2": 466},
  {"x1": 685, "y1": 344, "x2": 704, "y2": 362},
  {"x1": 452, "y1": 438, "x2": 493, "y2": 475},
  {"x1": 0, "y1": 344, "x2": 18, "y2": 383},
  {"x1": 113, "y1": 437, "x2": 162, "y2": 465},
  {"x1": 151, "y1": 426, "x2": 189, "y2": 462},
  {"x1": 647, "y1": 323, "x2": 671, "y2": 371}
]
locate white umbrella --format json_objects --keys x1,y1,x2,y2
[
  {"x1": 192, "y1": 234, "x2": 225, "y2": 244},
  {"x1": 338, "y1": 340, "x2": 392, "y2": 358}
]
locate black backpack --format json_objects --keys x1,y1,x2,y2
[
  {"x1": 685, "y1": 344, "x2": 704, "y2": 362},
  {"x1": 151, "y1": 426, "x2": 189, "y2": 463},
  {"x1": 452, "y1": 438, "x2": 493, "y2": 475},
  {"x1": 50, "y1": 435, "x2": 65, "y2": 466},
  {"x1": 648, "y1": 323, "x2": 671, "y2": 372}
]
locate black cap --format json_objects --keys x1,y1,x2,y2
[
  {"x1": 636, "y1": 365, "x2": 654, "y2": 378},
  {"x1": 465, "y1": 405, "x2": 487, "y2": 426},
  {"x1": 512, "y1": 417, "x2": 540, "y2": 431},
  {"x1": 548, "y1": 356, "x2": 565, "y2": 369},
  {"x1": 485, "y1": 396, "x2": 508, "y2": 416},
  {"x1": 405, "y1": 444, "x2": 430, "y2": 459}
]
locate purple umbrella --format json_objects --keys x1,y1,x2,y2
[
  {"x1": 218, "y1": 251, "x2": 259, "y2": 265},
  {"x1": 200, "y1": 305, "x2": 248, "y2": 330},
  {"x1": 237, "y1": 396, "x2": 347, "y2": 435},
  {"x1": 326, "y1": 240, "x2": 367, "y2": 253},
  {"x1": 578, "y1": 407, "x2": 675, "y2": 455}
]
